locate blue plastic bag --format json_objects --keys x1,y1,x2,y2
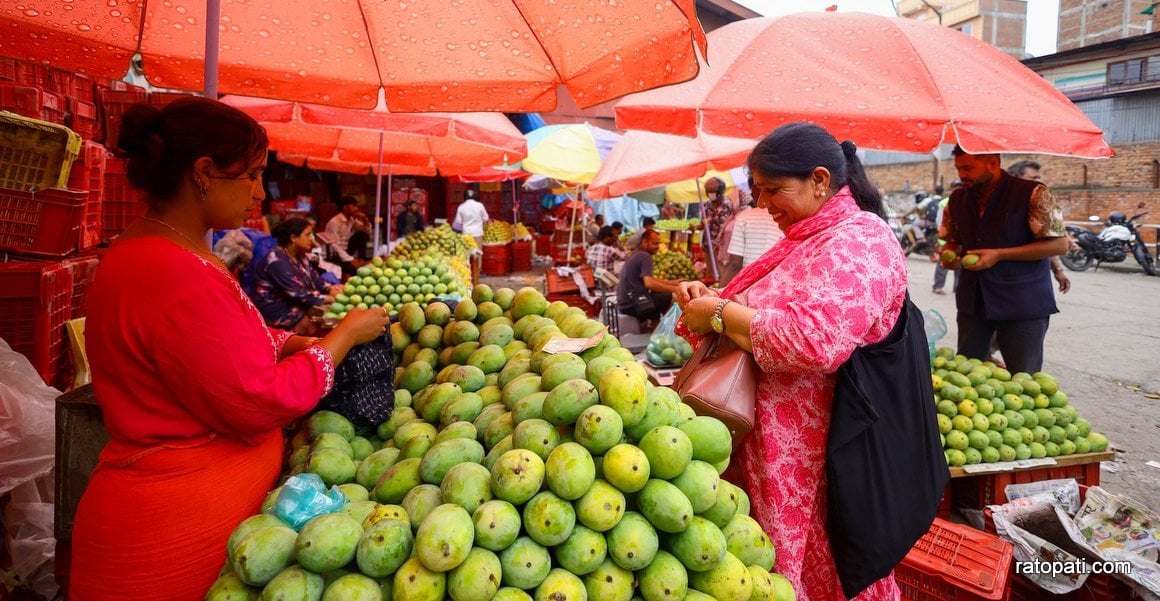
[{"x1": 272, "y1": 474, "x2": 347, "y2": 531}]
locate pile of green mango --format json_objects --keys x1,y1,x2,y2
[{"x1": 208, "y1": 285, "x2": 797, "y2": 601}]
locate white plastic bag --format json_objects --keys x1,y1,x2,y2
[
  {"x1": 3, "y1": 479, "x2": 57, "y2": 598},
  {"x1": 0, "y1": 338, "x2": 57, "y2": 495}
]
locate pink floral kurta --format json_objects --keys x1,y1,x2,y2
[{"x1": 722, "y1": 189, "x2": 908, "y2": 601}]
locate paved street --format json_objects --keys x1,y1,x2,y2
[{"x1": 907, "y1": 257, "x2": 1160, "y2": 511}]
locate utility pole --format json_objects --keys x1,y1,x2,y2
[{"x1": 919, "y1": 0, "x2": 943, "y2": 24}]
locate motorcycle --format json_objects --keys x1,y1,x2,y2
[
  {"x1": 897, "y1": 215, "x2": 939, "y2": 260},
  {"x1": 1061, "y1": 202, "x2": 1156, "y2": 276}
]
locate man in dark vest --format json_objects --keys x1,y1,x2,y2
[{"x1": 938, "y1": 146, "x2": 1069, "y2": 373}]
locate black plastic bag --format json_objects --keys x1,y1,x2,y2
[
  {"x1": 826, "y1": 296, "x2": 950, "y2": 598},
  {"x1": 318, "y1": 335, "x2": 395, "y2": 428}
]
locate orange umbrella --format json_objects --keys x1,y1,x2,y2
[
  {"x1": 614, "y1": 13, "x2": 1113, "y2": 158},
  {"x1": 222, "y1": 96, "x2": 527, "y2": 175},
  {"x1": 587, "y1": 130, "x2": 754, "y2": 200},
  {"x1": 1, "y1": 1, "x2": 706, "y2": 111},
  {"x1": 276, "y1": 153, "x2": 437, "y2": 177}
]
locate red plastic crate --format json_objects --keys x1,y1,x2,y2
[
  {"x1": 552, "y1": 243, "x2": 586, "y2": 266},
  {"x1": 0, "y1": 187, "x2": 87, "y2": 257},
  {"x1": 149, "y1": 91, "x2": 192, "y2": 108},
  {"x1": 952, "y1": 462, "x2": 1102, "y2": 512},
  {"x1": 481, "y1": 242, "x2": 512, "y2": 276},
  {"x1": 0, "y1": 57, "x2": 17, "y2": 83},
  {"x1": 98, "y1": 89, "x2": 148, "y2": 146},
  {"x1": 0, "y1": 83, "x2": 66, "y2": 124},
  {"x1": 67, "y1": 141, "x2": 107, "y2": 250},
  {"x1": 100, "y1": 156, "x2": 146, "y2": 241},
  {"x1": 13, "y1": 62, "x2": 50, "y2": 90},
  {"x1": 66, "y1": 98, "x2": 98, "y2": 140},
  {"x1": 897, "y1": 518, "x2": 1014, "y2": 601},
  {"x1": 71, "y1": 73, "x2": 95, "y2": 104},
  {"x1": 511, "y1": 239, "x2": 532, "y2": 272},
  {"x1": 47, "y1": 68, "x2": 74, "y2": 98},
  {"x1": 535, "y1": 234, "x2": 553, "y2": 256},
  {"x1": 0, "y1": 260, "x2": 73, "y2": 387}
]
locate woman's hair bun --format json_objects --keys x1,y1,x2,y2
[
  {"x1": 115, "y1": 103, "x2": 164, "y2": 158},
  {"x1": 840, "y1": 140, "x2": 858, "y2": 159}
]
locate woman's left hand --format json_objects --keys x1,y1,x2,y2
[
  {"x1": 328, "y1": 285, "x2": 343, "y2": 296},
  {"x1": 682, "y1": 297, "x2": 719, "y2": 335}
]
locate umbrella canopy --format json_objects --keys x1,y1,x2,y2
[
  {"x1": 664, "y1": 169, "x2": 744, "y2": 203},
  {"x1": 222, "y1": 96, "x2": 526, "y2": 176},
  {"x1": 588, "y1": 130, "x2": 754, "y2": 200},
  {"x1": 276, "y1": 153, "x2": 436, "y2": 176},
  {"x1": 522, "y1": 123, "x2": 621, "y2": 184},
  {"x1": 2, "y1": 1, "x2": 706, "y2": 112},
  {"x1": 453, "y1": 166, "x2": 531, "y2": 183},
  {"x1": 614, "y1": 12, "x2": 1113, "y2": 158}
]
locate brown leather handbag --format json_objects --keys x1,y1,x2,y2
[{"x1": 673, "y1": 328, "x2": 759, "y2": 449}]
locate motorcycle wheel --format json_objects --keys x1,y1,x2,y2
[
  {"x1": 1132, "y1": 243, "x2": 1157, "y2": 276},
  {"x1": 1060, "y1": 247, "x2": 1094, "y2": 271}
]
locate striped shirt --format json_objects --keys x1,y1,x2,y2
[{"x1": 727, "y1": 208, "x2": 783, "y2": 266}]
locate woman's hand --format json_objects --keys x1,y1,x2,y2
[
  {"x1": 682, "y1": 297, "x2": 719, "y2": 335},
  {"x1": 323, "y1": 295, "x2": 336, "y2": 305},
  {"x1": 328, "y1": 284, "x2": 343, "y2": 296},
  {"x1": 339, "y1": 307, "x2": 392, "y2": 345},
  {"x1": 676, "y1": 281, "x2": 718, "y2": 308}
]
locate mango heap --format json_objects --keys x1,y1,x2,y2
[
  {"x1": 210, "y1": 285, "x2": 797, "y2": 601},
  {"x1": 645, "y1": 334, "x2": 695, "y2": 368},
  {"x1": 931, "y1": 347, "x2": 1109, "y2": 467},
  {"x1": 326, "y1": 255, "x2": 470, "y2": 320},
  {"x1": 654, "y1": 251, "x2": 700, "y2": 281},
  {"x1": 484, "y1": 221, "x2": 517, "y2": 244},
  {"x1": 656, "y1": 218, "x2": 701, "y2": 232},
  {"x1": 516, "y1": 223, "x2": 533, "y2": 240},
  {"x1": 394, "y1": 225, "x2": 475, "y2": 261}
]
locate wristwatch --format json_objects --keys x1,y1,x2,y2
[{"x1": 710, "y1": 299, "x2": 731, "y2": 334}]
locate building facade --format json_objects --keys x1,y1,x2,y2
[
  {"x1": 1058, "y1": 0, "x2": 1155, "y2": 51},
  {"x1": 541, "y1": 0, "x2": 759, "y2": 131},
  {"x1": 896, "y1": 0, "x2": 1029, "y2": 58}
]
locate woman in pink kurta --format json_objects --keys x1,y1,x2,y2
[
  {"x1": 678, "y1": 123, "x2": 907, "y2": 601},
  {"x1": 70, "y1": 97, "x2": 391, "y2": 601}
]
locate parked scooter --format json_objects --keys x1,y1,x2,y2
[{"x1": 1061, "y1": 202, "x2": 1155, "y2": 276}]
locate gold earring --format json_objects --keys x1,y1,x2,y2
[{"x1": 199, "y1": 182, "x2": 208, "y2": 201}]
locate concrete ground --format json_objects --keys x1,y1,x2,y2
[{"x1": 908, "y1": 256, "x2": 1160, "y2": 512}]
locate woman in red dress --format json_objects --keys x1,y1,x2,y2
[{"x1": 69, "y1": 97, "x2": 391, "y2": 601}]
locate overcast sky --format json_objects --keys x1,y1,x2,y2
[{"x1": 735, "y1": 0, "x2": 1059, "y2": 57}]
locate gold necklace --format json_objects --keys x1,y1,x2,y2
[{"x1": 142, "y1": 216, "x2": 228, "y2": 270}]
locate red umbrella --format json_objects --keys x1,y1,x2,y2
[
  {"x1": 2, "y1": 0, "x2": 706, "y2": 111},
  {"x1": 222, "y1": 97, "x2": 527, "y2": 175},
  {"x1": 453, "y1": 166, "x2": 531, "y2": 184},
  {"x1": 276, "y1": 153, "x2": 437, "y2": 177},
  {"x1": 615, "y1": 13, "x2": 1114, "y2": 158},
  {"x1": 588, "y1": 130, "x2": 754, "y2": 200}
]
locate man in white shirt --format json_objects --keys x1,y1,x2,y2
[
  {"x1": 324, "y1": 196, "x2": 371, "y2": 275},
  {"x1": 720, "y1": 202, "x2": 783, "y2": 284},
  {"x1": 454, "y1": 189, "x2": 490, "y2": 245}
]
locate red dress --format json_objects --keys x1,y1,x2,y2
[{"x1": 70, "y1": 237, "x2": 335, "y2": 601}]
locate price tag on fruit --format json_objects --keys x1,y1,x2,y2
[{"x1": 541, "y1": 330, "x2": 607, "y2": 354}]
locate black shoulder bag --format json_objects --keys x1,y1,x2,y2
[{"x1": 826, "y1": 294, "x2": 950, "y2": 598}]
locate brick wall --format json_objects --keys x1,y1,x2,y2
[
  {"x1": 1058, "y1": 0, "x2": 1155, "y2": 51},
  {"x1": 865, "y1": 141, "x2": 1160, "y2": 243}
]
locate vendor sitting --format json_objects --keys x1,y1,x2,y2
[
  {"x1": 250, "y1": 217, "x2": 342, "y2": 334},
  {"x1": 586, "y1": 225, "x2": 626, "y2": 276},
  {"x1": 616, "y1": 229, "x2": 684, "y2": 327}
]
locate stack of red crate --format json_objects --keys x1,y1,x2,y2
[
  {"x1": 101, "y1": 154, "x2": 147, "y2": 242},
  {"x1": 0, "y1": 56, "x2": 167, "y2": 387}
]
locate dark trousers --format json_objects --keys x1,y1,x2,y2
[
  {"x1": 933, "y1": 266, "x2": 960, "y2": 292},
  {"x1": 956, "y1": 312, "x2": 1050, "y2": 374},
  {"x1": 348, "y1": 230, "x2": 370, "y2": 260},
  {"x1": 621, "y1": 292, "x2": 672, "y2": 321}
]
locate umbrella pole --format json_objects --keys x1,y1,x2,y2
[
  {"x1": 204, "y1": 0, "x2": 220, "y2": 98},
  {"x1": 373, "y1": 132, "x2": 384, "y2": 253},
  {"x1": 695, "y1": 180, "x2": 720, "y2": 282}
]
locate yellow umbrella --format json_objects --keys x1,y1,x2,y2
[
  {"x1": 521, "y1": 123, "x2": 621, "y2": 185},
  {"x1": 664, "y1": 170, "x2": 740, "y2": 203}
]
